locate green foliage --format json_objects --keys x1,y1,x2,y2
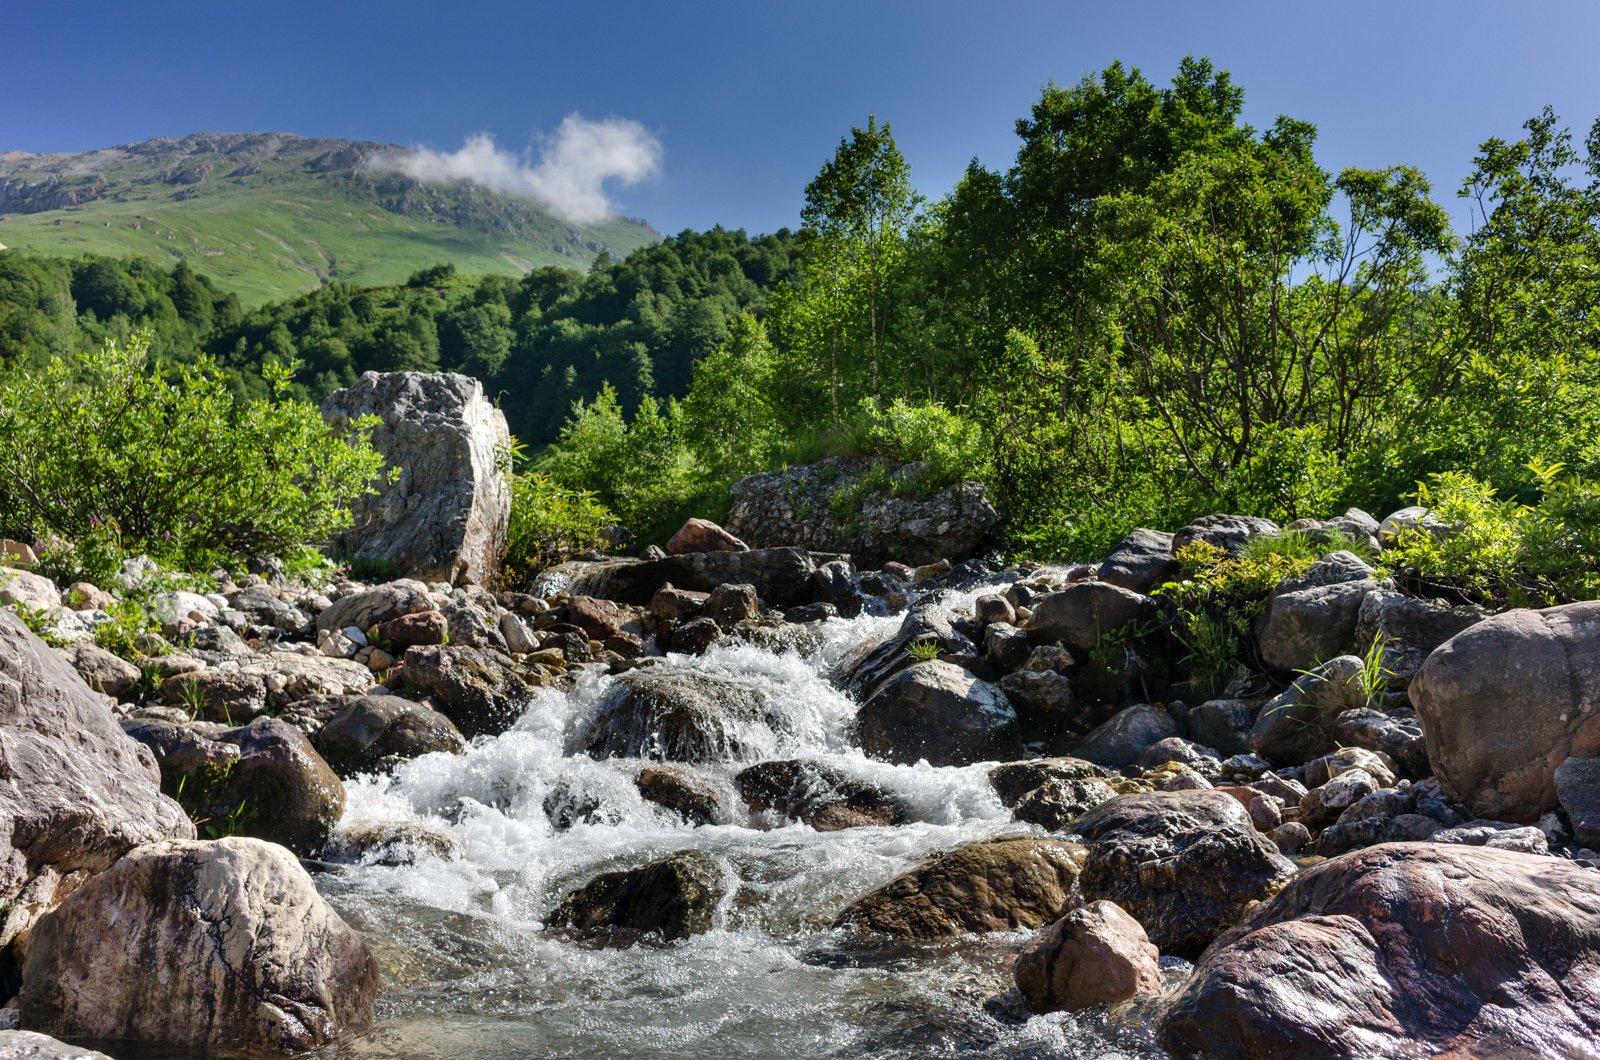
[
  {"x1": 1386, "y1": 466, "x2": 1600, "y2": 606},
  {"x1": 0, "y1": 331, "x2": 390, "y2": 568},
  {"x1": 93, "y1": 597, "x2": 158, "y2": 661},
  {"x1": 908, "y1": 639, "x2": 943, "y2": 662},
  {"x1": 502, "y1": 472, "x2": 615, "y2": 585}
]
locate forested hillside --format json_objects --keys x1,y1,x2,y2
[{"x1": 0, "y1": 132, "x2": 659, "y2": 304}]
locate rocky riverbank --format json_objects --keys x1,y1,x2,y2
[{"x1": 4, "y1": 373, "x2": 1599, "y2": 1059}]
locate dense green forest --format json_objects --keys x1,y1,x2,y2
[{"x1": 4, "y1": 55, "x2": 1598, "y2": 571}]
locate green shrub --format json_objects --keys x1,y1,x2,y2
[
  {"x1": 0, "y1": 331, "x2": 389, "y2": 569},
  {"x1": 1386, "y1": 466, "x2": 1600, "y2": 606},
  {"x1": 502, "y1": 472, "x2": 615, "y2": 585}
]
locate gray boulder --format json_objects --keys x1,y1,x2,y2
[
  {"x1": 1378, "y1": 504, "x2": 1451, "y2": 547},
  {"x1": 1096, "y1": 529, "x2": 1178, "y2": 594},
  {"x1": 323, "y1": 371, "x2": 510, "y2": 586},
  {"x1": 1183, "y1": 699, "x2": 1253, "y2": 758},
  {"x1": 547, "y1": 850, "x2": 726, "y2": 942},
  {"x1": 1026, "y1": 582, "x2": 1156, "y2": 653},
  {"x1": 1171, "y1": 514, "x2": 1279, "y2": 555},
  {"x1": 855, "y1": 660, "x2": 1023, "y2": 767},
  {"x1": 725, "y1": 456, "x2": 999, "y2": 566},
  {"x1": 584, "y1": 670, "x2": 783, "y2": 764},
  {"x1": 0, "y1": 613, "x2": 193, "y2": 910},
  {"x1": 0, "y1": 1031, "x2": 114, "y2": 1059},
  {"x1": 1410, "y1": 600, "x2": 1600, "y2": 821},
  {"x1": 1072, "y1": 703, "x2": 1178, "y2": 769},
  {"x1": 401, "y1": 644, "x2": 547, "y2": 739},
  {"x1": 1330, "y1": 706, "x2": 1429, "y2": 779},
  {"x1": 1355, "y1": 589, "x2": 1485, "y2": 690},
  {"x1": 315, "y1": 695, "x2": 465, "y2": 776},
  {"x1": 53, "y1": 642, "x2": 140, "y2": 698},
  {"x1": 1255, "y1": 551, "x2": 1376, "y2": 673},
  {"x1": 600, "y1": 547, "x2": 817, "y2": 608},
  {"x1": 1250, "y1": 655, "x2": 1367, "y2": 766},
  {"x1": 1556, "y1": 756, "x2": 1600, "y2": 848},
  {"x1": 845, "y1": 601, "x2": 973, "y2": 700},
  {"x1": 316, "y1": 578, "x2": 434, "y2": 634},
  {"x1": 19, "y1": 837, "x2": 379, "y2": 1054}
]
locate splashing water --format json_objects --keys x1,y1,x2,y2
[{"x1": 313, "y1": 592, "x2": 1177, "y2": 1059}]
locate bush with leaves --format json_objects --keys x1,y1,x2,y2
[
  {"x1": 0, "y1": 331, "x2": 388, "y2": 569},
  {"x1": 502, "y1": 473, "x2": 615, "y2": 585}
]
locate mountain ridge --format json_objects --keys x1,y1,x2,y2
[{"x1": 0, "y1": 132, "x2": 661, "y2": 303}]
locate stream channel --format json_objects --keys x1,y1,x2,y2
[{"x1": 310, "y1": 582, "x2": 1187, "y2": 1060}]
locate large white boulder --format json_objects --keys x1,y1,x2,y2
[{"x1": 323, "y1": 371, "x2": 510, "y2": 586}]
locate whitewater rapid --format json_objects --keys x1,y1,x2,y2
[{"x1": 312, "y1": 590, "x2": 1177, "y2": 1059}]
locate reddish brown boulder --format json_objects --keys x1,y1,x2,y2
[
  {"x1": 1160, "y1": 842, "x2": 1600, "y2": 1059},
  {"x1": 566, "y1": 595, "x2": 625, "y2": 637},
  {"x1": 667, "y1": 518, "x2": 748, "y2": 556},
  {"x1": 1410, "y1": 600, "x2": 1600, "y2": 820},
  {"x1": 648, "y1": 584, "x2": 709, "y2": 622},
  {"x1": 1015, "y1": 900, "x2": 1163, "y2": 1013},
  {"x1": 371, "y1": 608, "x2": 449, "y2": 648}
]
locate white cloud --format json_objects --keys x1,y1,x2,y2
[{"x1": 388, "y1": 114, "x2": 662, "y2": 224}]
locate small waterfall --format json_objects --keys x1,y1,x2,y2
[{"x1": 316, "y1": 586, "x2": 1174, "y2": 1059}]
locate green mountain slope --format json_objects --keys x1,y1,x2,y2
[{"x1": 0, "y1": 132, "x2": 660, "y2": 305}]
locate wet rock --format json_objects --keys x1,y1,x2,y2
[
  {"x1": 371, "y1": 608, "x2": 449, "y2": 648},
  {"x1": 323, "y1": 372, "x2": 510, "y2": 585},
  {"x1": 547, "y1": 850, "x2": 726, "y2": 942},
  {"x1": 1171, "y1": 514, "x2": 1279, "y2": 555},
  {"x1": 725, "y1": 616, "x2": 823, "y2": 656},
  {"x1": 1354, "y1": 589, "x2": 1485, "y2": 690},
  {"x1": 1410, "y1": 599, "x2": 1600, "y2": 821},
  {"x1": 701, "y1": 582, "x2": 757, "y2": 626},
  {"x1": 1556, "y1": 756, "x2": 1600, "y2": 848},
  {"x1": 832, "y1": 836, "x2": 1086, "y2": 941},
  {"x1": 974, "y1": 594, "x2": 1016, "y2": 626},
  {"x1": 213, "y1": 717, "x2": 345, "y2": 855},
  {"x1": 1012, "y1": 777, "x2": 1118, "y2": 831},
  {"x1": 809, "y1": 560, "x2": 864, "y2": 618},
  {"x1": 1249, "y1": 655, "x2": 1366, "y2": 766},
  {"x1": 401, "y1": 644, "x2": 544, "y2": 739},
  {"x1": 1025, "y1": 582, "x2": 1156, "y2": 654},
  {"x1": 988, "y1": 757, "x2": 1108, "y2": 806},
  {"x1": 19, "y1": 837, "x2": 379, "y2": 1054},
  {"x1": 566, "y1": 595, "x2": 626, "y2": 638},
  {"x1": 982, "y1": 622, "x2": 1031, "y2": 672},
  {"x1": 1138, "y1": 736, "x2": 1222, "y2": 777},
  {"x1": 663, "y1": 616, "x2": 725, "y2": 655},
  {"x1": 1158, "y1": 843, "x2": 1600, "y2": 1060},
  {"x1": 1072, "y1": 704, "x2": 1178, "y2": 770},
  {"x1": 0, "y1": 613, "x2": 193, "y2": 900},
  {"x1": 725, "y1": 456, "x2": 999, "y2": 566},
  {"x1": 439, "y1": 598, "x2": 505, "y2": 651},
  {"x1": 600, "y1": 547, "x2": 818, "y2": 608},
  {"x1": 785, "y1": 602, "x2": 837, "y2": 624},
  {"x1": 584, "y1": 669, "x2": 782, "y2": 764},
  {"x1": 855, "y1": 660, "x2": 1023, "y2": 767},
  {"x1": 635, "y1": 767, "x2": 722, "y2": 826},
  {"x1": 667, "y1": 517, "x2": 748, "y2": 555},
  {"x1": 324, "y1": 820, "x2": 465, "y2": 865},
  {"x1": 159, "y1": 670, "x2": 267, "y2": 724},
  {"x1": 845, "y1": 601, "x2": 973, "y2": 700},
  {"x1": 54, "y1": 642, "x2": 140, "y2": 698},
  {"x1": 1096, "y1": 529, "x2": 1179, "y2": 595},
  {"x1": 1072, "y1": 789, "x2": 1298, "y2": 959},
  {"x1": 1014, "y1": 900, "x2": 1163, "y2": 1014},
  {"x1": 315, "y1": 695, "x2": 464, "y2": 776},
  {"x1": 648, "y1": 584, "x2": 708, "y2": 622},
  {"x1": 1267, "y1": 821, "x2": 1311, "y2": 854},
  {"x1": 1184, "y1": 699, "x2": 1254, "y2": 758},
  {"x1": 735, "y1": 760, "x2": 906, "y2": 830},
  {"x1": 316, "y1": 578, "x2": 434, "y2": 634}
]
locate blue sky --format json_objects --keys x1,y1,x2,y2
[{"x1": 6, "y1": 0, "x2": 1599, "y2": 236}]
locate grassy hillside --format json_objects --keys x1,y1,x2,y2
[{"x1": 0, "y1": 132, "x2": 660, "y2": 305}]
